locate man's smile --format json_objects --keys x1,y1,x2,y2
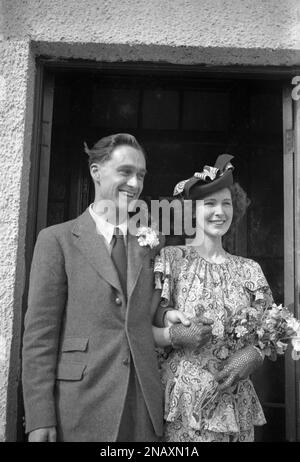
[{"x1": 119, "y1": 189, "x2": 137, "y2": 199}]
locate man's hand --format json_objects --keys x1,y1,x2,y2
[
  {"x1": 28, "y1": 427, "x2": 57, "y2": 442},
  {"x1": 215, "y1": 345, "x2": 263, "y2": 391},
  {"x1": 168, "y1": 317, "x2": 213, "y2": 349}
]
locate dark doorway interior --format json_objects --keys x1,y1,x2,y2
[{"x1": 45, "y1": 70, "x2": 284, "y2": 441}]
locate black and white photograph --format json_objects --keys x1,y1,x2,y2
[{"x1": 0, "y1": 0, "x2": 300, "y2": 446}]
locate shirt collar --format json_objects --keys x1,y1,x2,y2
[{"x1": 89, "y1": 204, "x2": 128, "y2": 245}]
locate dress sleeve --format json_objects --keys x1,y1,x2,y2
[
  {"x1": 244, "y1": 259, "x2": 274, "y2": 307},
  {"x1": 154, "y1": 247, "x2": 173, "y2": 307}
]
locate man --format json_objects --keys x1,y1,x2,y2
[{"x1": 22, "y1": 133, "x2": 166, "y2": 442}]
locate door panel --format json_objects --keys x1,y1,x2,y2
[
  {"x1": 292, "y1": 89, "x2": 300, "y2": 441},
  {"x1": 283, "y1": 86, "x2": 297, "y2": 441},
  {"x1": 36, "y1": 73, "x2": 55, "y2": 235}
]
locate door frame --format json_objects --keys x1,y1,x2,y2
[{"x1": 20, "y1": 58, "x2": 300, "y2": 440}]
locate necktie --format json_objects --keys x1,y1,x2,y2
[{"x1": 111, "y1": 227, "x2": 127, "y2": 298}]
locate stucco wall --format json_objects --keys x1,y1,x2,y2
[
  {"x1": 0, "y1": 0, "x2": 300, "y2": 441},
  {"x1": 2, "y1": 0, "x2": 300, "y2": 49},
  {"x1": 0, "y1": 37, "x2": 35, "y2": 441},
  {"x1": 2, "y1": 0, "x2": 300, "y2": 65}
]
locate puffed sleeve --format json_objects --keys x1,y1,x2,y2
[
  {"x1": 244, "y1": 259, "x2": 274, "y2": 307},
  {"x1": 154, "y1": 247, "x2": 173, "y2": 307}
]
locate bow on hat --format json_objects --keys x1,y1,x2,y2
[{"x1": 173, "y1": 154, "x2": 234, "y2": 199}]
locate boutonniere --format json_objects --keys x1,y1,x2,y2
[{"x1": 136, "y1": 227, "x2": 160, "y2": 249}]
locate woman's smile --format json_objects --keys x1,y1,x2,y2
[{"x1": 209, "y1": 219, "x2": 226, "y2": 225}]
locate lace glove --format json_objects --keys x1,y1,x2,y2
[
  {"x1": 169, "y1": 317, "x2": 213, "y2": 349},
  {"x1": 215, "y1": 345, "x2": 263, "y2": 390}
]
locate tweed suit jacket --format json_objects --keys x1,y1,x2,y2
[{"x1": 22, "y1": 208, "x2": 165, "y2": 442}]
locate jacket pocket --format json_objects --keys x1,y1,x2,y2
[
  {"x1": 56, "y1": 361, "x2": 86, "y2": 381},
  {"x1": 61, "y1": 337, "x2": 89, "y2": 352}
]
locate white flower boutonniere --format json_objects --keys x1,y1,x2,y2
[{"x1": 136, "y1": 227, "x2": 159, "y2": 249}]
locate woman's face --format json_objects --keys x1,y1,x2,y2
[{"x1": 195, "y1": 188, "x2": 233, "y2": 239}]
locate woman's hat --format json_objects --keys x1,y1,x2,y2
[{"x1": 173, "y1": 154, "x2": 234, "y2": 200}]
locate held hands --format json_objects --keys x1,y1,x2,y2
[
  {"x1": 164, "y1": 309, "x2": 192, "y2": 328},
  {"x1": 215, "y1": 345, "x2": 263, "y2": 391},
  {"x1": 28, "y1": 426, "x2": 57, "y2": 442},
  {"x1": 165, "y1": 310, "x2": 214, "y2": 349}
]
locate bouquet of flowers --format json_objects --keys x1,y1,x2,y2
[{"x1": 217, "y1": 303, "x2": 300, "y2": 361}]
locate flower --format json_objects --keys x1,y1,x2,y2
[
  {"x1": 221, "y1": 303, "x2": 300, "y2": 361},
  {"x1": 291, "y1": 326, "x2": 300, "y2": 360},
  {"x1": 215, "y1": 345, "x2": 229, "y2": 360},
  {"x1": 211, "y1": 319, "x2": 224, "y2": 337},
  {"x1": 268, "y1": 304, "x2": 284, "y2": 319},
  {"x1": 257, "y1": 328, "x2": 264, "y2": 339},
  {"x1": 291, "y1": 335, "x2": 300, "y2": 350},
  {"x1": 136, "y1": 226, "x2": 159, "y2": 249},
  {"x1": 287, "y1": 317, "x2": 300, "y2": 332},
  {"x1": 247, "y1": 307, "x2": 259, "y2": 318},
  {"x1": 275, "y1": 340, "x2": 288, "y2": 355},
  {"x1": 234, "y1": 325, "x2": 248, "y2": 338}
]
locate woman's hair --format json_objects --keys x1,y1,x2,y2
[
  {"x1": 222, "y1": 182, "x2": 250, "y2": 252},
  {"x1": 84, "y1": 133, "x2": 147, "y2": 167},
  {"x1": 228, "y1": 182, "x2": 251, "y2": 227}
]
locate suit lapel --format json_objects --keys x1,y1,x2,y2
[
  {"x1": 72, "y1": 209, "x2": 122, "y2": 294},
  {"x1": 127, "y1": 231, "x2": 150, "y2": 299}
]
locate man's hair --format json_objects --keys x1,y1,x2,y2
[{"x1": 84, "y1": 133, "x2": 147, "y2": 167}]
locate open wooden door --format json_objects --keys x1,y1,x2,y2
[
  {"x1": 17, "y1": 68, "x2": 55, "y2": 441},
  {"x1": 283, "y1": 85, "x2": 300, "y2": 441},
  {"x1": 35, "y1": 73, "x2": 55, "y2": 235}
]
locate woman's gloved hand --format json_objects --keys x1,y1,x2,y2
[
  {"x1": 169, "y1": 317, "x2": 213, "y2": 349},
  {"x1": 215, "y1": 345, "x2": 263, "y2": 390}
]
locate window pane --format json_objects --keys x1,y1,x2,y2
[
  {"x1": 183, "y1": 91, "x2": 230, "y2": 131},
  {"x1": 91, "y1": 86, "x2": 139, "y2": 128},
  {"x1": 142, "y1": 90, "x2": 179, "y2": 129}
]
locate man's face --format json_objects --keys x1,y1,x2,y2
[{"x1": 91, "y1": 145, "x2": 146, "y2": 215}]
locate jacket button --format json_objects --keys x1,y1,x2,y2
[
  {"x1": 115, "y1": 297, "x2": 122, "y2": 305},
  {"x1": 122, "y1": 358, "x2": 130, "y2": 366}
]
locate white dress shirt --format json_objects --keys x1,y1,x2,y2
[{"x1": 89, "y1": 204, "x2": 128, "y2": 255}]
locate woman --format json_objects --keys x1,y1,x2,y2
[{"x1": 152, "y1": 154, "x2": 273, "y2": 442}]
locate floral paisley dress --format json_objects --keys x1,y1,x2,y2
[{"x1": 154, "y1": 246, "x2": 273, "y2": 442}]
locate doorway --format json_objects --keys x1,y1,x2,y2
[{"x1": 23, "y1": 64, "x2": 291, "y2": 441}]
